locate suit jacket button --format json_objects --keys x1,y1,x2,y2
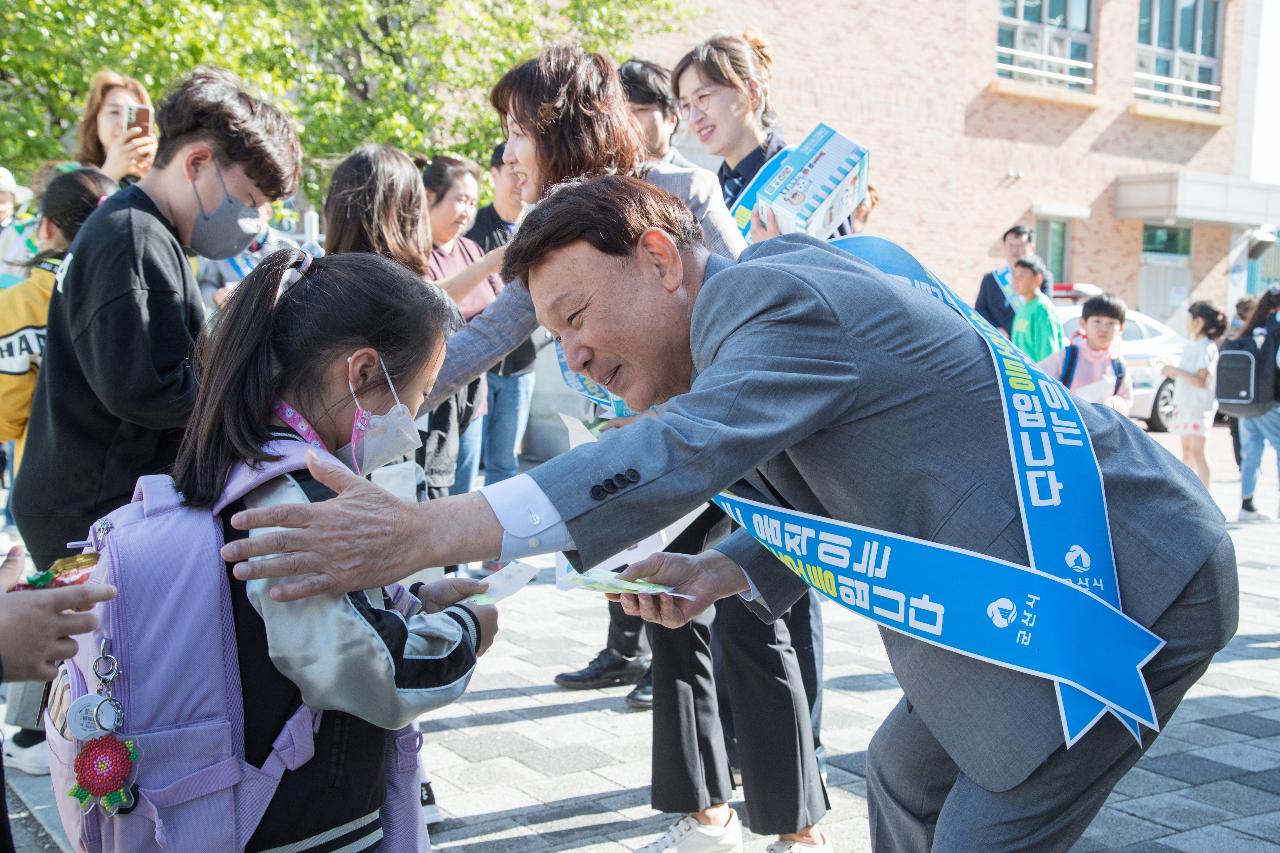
[
  {"x1": 602, "y1": 479, "x2": 619, "y2": 494},
  {"x1": 612, "y1": 475, "x2": 629, "y2": 489},
  {"x1": 625, "y1": 468, "x2": 640, "y2": 483},
  {"x1": 590, "y1": 485, "x2": 607, "y2": 501}
]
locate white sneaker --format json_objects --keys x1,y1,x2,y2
[
  {"x1": 4, "y1": 738, "x2": 50, "y2": 775},
  {"x1": 638, "y1": 811, "x2": 744, "y2": 853},
  {"x1": 1238, "y1": 508, "x2": 1272, "y2": 523},
  {"x1": 765, "y1": 836, "x2": 833, "y2": 853}
]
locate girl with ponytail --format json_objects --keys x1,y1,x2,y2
[
  {"x1": 170, "y1": 249, "x2": 498, "y2": 851},
  {"x1": 672, "y1": 30, "x2": 855, "y2": 241},
  {"x1": 1163, "y1": 300, "x2": 1227, "y2": 487}
]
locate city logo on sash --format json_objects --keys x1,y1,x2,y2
[{"x1": 720, "y1": 234, "x2": 1165, "y2": 748}]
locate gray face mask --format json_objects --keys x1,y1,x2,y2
[{"x1": 188, "y1": 164, "x2": 260, "y2": 260}]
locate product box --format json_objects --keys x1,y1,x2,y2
[{"x1": 730, "y1": 124, "x2": 869, "y2": 242}]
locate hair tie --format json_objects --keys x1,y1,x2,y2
[
  {"x1": 298, "y1": 251, "x2": 314, "y2": 275},
  {"x1": 97, "y1": 195, "x2": 108, "y2": 207}
]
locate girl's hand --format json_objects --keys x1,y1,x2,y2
[
  {"x1": 417, "y1": 576, "x2": 488, "y2": 613},
  {"x1": 1161, "y1": 365, "x2": 1177, "y2": 380},
  {"x1": 101, "y1": 126, "x2": 157, "y2": 182}
]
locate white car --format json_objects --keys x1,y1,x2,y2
[{"x1": 1055, "y1": 305, "x2": 1186, "y2": 432}]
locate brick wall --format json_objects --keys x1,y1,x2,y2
[{"x1": 633, "y1": 0, "x2": 1244, "y2": 309}]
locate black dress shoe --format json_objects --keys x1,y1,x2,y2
[
  {"x1": 554, "y1": 649, "x2": 649, "y2": 690},
  {"x1": 624, "y1": 666, "x2": 653, "y2": 710}
]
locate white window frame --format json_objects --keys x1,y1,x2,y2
[
  {"x1": 996, "y1": 0, "x2": 1096, "y2": 91},
  {"x1": 1134, "y1": 0, "x2": 1224, "y2": 111}
]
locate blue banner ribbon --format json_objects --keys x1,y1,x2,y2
[
  {"x1": 992, "y1": 264, "x2": 1024, "y2": 312},
  {"x1": 714, "y1": 492, "x2": 1163, "y2": 731},
  {"x1": 743, "y1": 234, "x2": 1154, "y2": 745}
]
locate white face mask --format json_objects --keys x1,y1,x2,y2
[{"x1": 343, "y1": 357, "x2": 422, "y2": 476}]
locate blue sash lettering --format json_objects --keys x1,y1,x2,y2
[
  {"x1": 993, "y1": 264, "x2": 1024, "y2": 312},
  {"x1": 715, "y1": 492, "x2": 1163, "y2": 734}
]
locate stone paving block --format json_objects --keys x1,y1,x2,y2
[
  {"x1": 430, "y1": 814, "x2": 551, "y2": 850},
  {"x1": 1225, "y1": 810, "x2": 1280, "y2": 842},
  {"x1": 1074, "y1": 807, "x2": 1174, "y2": 847},
  {"x1": 1112, "y1": 767, "x2": 1191, "y2": 798},
  {"x1": 1157, "y1": 823, "x2": 1280, "y2": 852},
  {"x1": 1239, "y1": 768, "x2": 1280, "y2": 795},
  {"x1": 1190, "y1": 742, "x2": 1280, "y2": 772},
  {"x1": 436, "y1": 756, "x2": 543, "y2": 792},
  {"x1": 1164, "y1": 720, "x2": 1253, "y2": 747},
  {"x1": 1178, "y1": 780, "x2": 1280, "y2": 816},
  {"x1": 1143, "y1": 735, "x2": 1199, "y2": 758},
  {"x1": 1138, "y1": 753, "x2": 1247, "y2": 784},
  {"x1": 433, "y1": 728, "x2": 546, "y2": 763},
  {"x1": 1202, "y1": 713, "x2": 1280, "y2": 739},
  {"x1": 1111, "y1": 791, "x2": 1239, "y2": 831},
  {"x1": 515, "y1": 744, "x2": 619, "y2": 776}
]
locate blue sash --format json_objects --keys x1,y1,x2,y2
[
  {"x1": 993, "y1": 264, "x2": 1024, "y2": 311},
  {"x1": 720, "y1": 235, "x2": 1160, "y2": 746}
]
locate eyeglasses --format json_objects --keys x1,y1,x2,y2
[{"x1": 675, "y1": 87, "x2": 719, "y2": 120}]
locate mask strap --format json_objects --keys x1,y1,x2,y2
[{"x1": 379, "y1": 358, "x2": 403, "y2": 405}]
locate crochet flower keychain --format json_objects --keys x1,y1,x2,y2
[{"x1": 67, "y1": 639, "x2": 140, "y2": 814}]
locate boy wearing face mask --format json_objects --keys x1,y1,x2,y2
[{"x1": 12, "y1": 67, "x2": 300, "y2": 573}]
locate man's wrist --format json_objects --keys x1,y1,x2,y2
[{"x1": 699, "y1": 550, "x2": 750, "y2": 597}]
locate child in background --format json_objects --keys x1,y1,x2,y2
[
  {"x1": 0, "y1": 167, "x2": 118, "y2": 775},
  {"x1": 1010, "y1": 255, "x2": 1064, "y2": 362},
  {"x1": 1164, "y1": 300, "x2": 1227, "y2": 488},
  {"x1": 1039, "y1": 292, "x2": 1133, "y2": 415},
  {"x1": 170, "y1": 249, "x2": 498, "y2": 851}
]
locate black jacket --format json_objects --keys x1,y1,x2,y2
[
  {"x1": 13, "y1": 185, "x2": 202, "y2": 565},
  {"x1": 974, "y1": 269, "x2": 1054, "y2": 335}
]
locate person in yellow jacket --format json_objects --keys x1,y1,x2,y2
[{"x1": 1, "y1": 168, "x2": 117, "y2": 471}]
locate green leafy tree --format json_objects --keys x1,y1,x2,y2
[{"x1": 0, "y1": 0, "x2": 685, "y2": 203}]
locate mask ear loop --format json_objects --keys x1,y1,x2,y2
[{"x1": 378, "y1": 358, "x2": 403, "y2": 406}]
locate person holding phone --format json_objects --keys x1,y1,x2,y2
[{"x1": 74, "y1": 69, "x2": 158, "y2": 185}]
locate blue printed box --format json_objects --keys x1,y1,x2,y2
[{"x1": 756, "y1": 124, "x2": 869, "y2": 240}]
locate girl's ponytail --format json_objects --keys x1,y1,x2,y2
[{"x1": 172, "y1": 248, "x2": 308, "y2": 506}]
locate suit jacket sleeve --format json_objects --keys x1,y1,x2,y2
[
  {"x1": 526, "y1": 257, "x2": 862, "y2": 595},
  {"x1": 714, "y1": 474, "x2": 812, "y2": 622},
  {"x1": 422, "y1": 282, "x2": 539, "y2": 411},
  {"x1": 974, "y1": 273, "x2": 1000, "y2": 329}
]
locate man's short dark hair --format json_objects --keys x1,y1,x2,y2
[
  {"x1": 1082, "y1": 292, "x2": 1127, "y2": 324},
  {"x1": 502, "y1": 175, "x2": 703, "y2": 285},
  {"x1": 619, "y1": 58, "x2": 677, "y2": 120},
  {"x1": 1013, "y1": 255, "x2": 1048, "y2": 281},
  {"x1": 1003, "y1": 224, "x2": 1035, "y2": 243},
  {"x1": 153, "y1": 66, "x2": 301, "y2": 200},
  {"x1": 489, "y1": 143, "x2": 506, "y2": 169}
]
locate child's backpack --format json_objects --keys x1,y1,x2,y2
[
  {"x1": 1217, "y1": 317, "x2": 1280, "y2": 418},
  {"x1": 45, "y1": 440, "x2": 429, "y2": 852},
  {"x1": 1059, "y1": 342, "x2": 1126, "y2": 395}
]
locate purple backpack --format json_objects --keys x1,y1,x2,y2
[{"x1": 45, "y1": 441, "x2": 428, "y2": 851}]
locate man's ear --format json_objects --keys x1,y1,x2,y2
[
  {"x1": 180, "y1": 142, "x2": 216, "y2": 182},
  {"x1": 637, "y1": 228, "x2": 683, "y2": 293}
]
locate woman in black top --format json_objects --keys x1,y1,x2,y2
[{"x1": 672, "y1": 31, "x2": 855, "y2": 239}]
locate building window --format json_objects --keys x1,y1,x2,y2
[
  {"x1": 996, "y1": 0, "x2": 1095, "y2": 91},
  {"x1": 1035, "y1": 218, "x2": 1069, "y2": 283},
  {"x1": 1142, "y1": 224, "x2": 1192, "y2": 256},
  {"x1": 1134, "y1": 0, "x2": 1222, "y2": 111}
]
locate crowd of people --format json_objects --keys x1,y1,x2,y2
[{"x1": 0, "y1": 23, "x2": 1273, "y2": 853}]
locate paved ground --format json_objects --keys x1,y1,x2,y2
[{"x1": 4, "y1": 422, "x2": 1279, "y2": 851}]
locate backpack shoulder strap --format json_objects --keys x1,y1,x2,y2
[
  {"x1": 1060, "y1": 343, "x2": 1079, "y2": 387},
  {"x1": 213, "y1": 440, "x2": 342, "y2": 515},
  {"x1": 1112, "y1": 357, "x2": 1126, "y2": 395},
  {"x1": 132, "y1": 475, "x2": 185, "y2": 518}
]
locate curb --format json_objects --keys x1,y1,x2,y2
[{"x1": 6, "y1": 773, "x2": 71, "y2": 852}]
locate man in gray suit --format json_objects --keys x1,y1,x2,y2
[{"x1": 225, "y1": 176, "x2": 1238, "y2": 851}]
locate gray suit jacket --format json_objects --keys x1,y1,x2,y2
[
  {"x1": 422, "y1": 163, "x2": 746, "y2": 410},
  {"x1": 526, "y1": 235, "x2": 1229, "y2": 792}
]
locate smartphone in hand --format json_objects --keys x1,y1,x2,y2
[{"x1": 126, "y1": 104, "x2": 151, "y2": 137}]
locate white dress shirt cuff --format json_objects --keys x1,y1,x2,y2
[
  {"x1": 739, "y1": 569, "x2": 761, "y2": 602},
  {"x1": 479, "y1": 473, "x2": 577, "y2": 561}
]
